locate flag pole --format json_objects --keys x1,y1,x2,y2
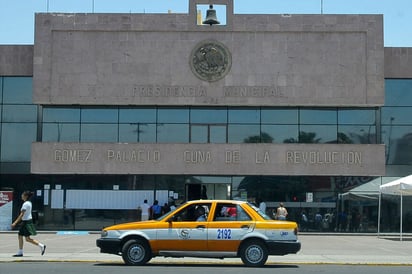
[{"x1": 321, "y1": 0, "x2": 323, "y2": 14}]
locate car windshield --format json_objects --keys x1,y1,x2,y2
[
  {"x1": 248, "y1": 202, "x2": 272, "y2": 220},
  {"x1": 154, "y1": 202, "x2": 185, "y2": 221}
]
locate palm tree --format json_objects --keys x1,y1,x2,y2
[
  {"x1": 243, "y1": 132, "x2": 274, "y2": 143},
  {"x1": 283, "y1": 131, "x2": 321, "y2": 143}
]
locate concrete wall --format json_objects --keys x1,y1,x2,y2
[
  {"x1": 31, "y1": 142, "x2": 385, "y2": 176},
  {"x1": 0, "y1": 45, "x2": 33, "y2": 76},
  {"x1": 384, "y1": 47, "x2": 412, "y2": 78},
  {"x1": 32, "y1": 12, "x2": 384, "y2": 106}
]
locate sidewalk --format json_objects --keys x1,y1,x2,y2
[{"x1": 1, "y1": 232, "x2": 411, "y2": 265}]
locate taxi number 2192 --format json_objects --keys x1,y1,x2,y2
[{"x1": 217, "y1": 228, "x2": 232, "y2": 240}]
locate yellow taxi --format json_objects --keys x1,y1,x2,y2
[{"x1": 96, "y1": 200, "x2": 301, "y2": 267}]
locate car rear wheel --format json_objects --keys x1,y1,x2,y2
[
  {"x1": 121, "y1": 239, "x2": 151, "y2": 266},
  {"x1": 240, "y1": 240, "x2": 268, "y2": 267}
]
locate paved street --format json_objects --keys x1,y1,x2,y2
[
  {"x1": 2, "y1": 263, "x2": 412, "y2": 274},
  {"x1": 0, "y1": 232, "x2": 411, "y2": 265}
]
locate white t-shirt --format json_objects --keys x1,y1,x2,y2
[
  {"x1": 140, "y1": 202, "x2": 150, "y2": 216},
  {"x1": 259, "y1": 202, "x2": 267, "y2": 213},
  {"x1": 21, "y1": 201, "x2": 33, "y2": 221}
]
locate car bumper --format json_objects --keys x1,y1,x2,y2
[
  {"x1": 96, "y1": 238, "x2": 122, "y2": 255},
  {"x1": 266, "y1": 240, "x2": 301, "y2": 255}
]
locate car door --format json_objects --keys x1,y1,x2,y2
[
  {"x1": 207, "y1": 202, "x2": 255, "y2": 252},
  {"x1": 155, "y1": 202, "x2": 210, "y2": 252}
]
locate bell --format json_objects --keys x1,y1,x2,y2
[{"x1": 202, "y1": 5, "x2": 220, "y2": 25}]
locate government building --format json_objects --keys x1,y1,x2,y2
[{"x1": 0, "y1": 0, "x2": 411, "y2": 232}]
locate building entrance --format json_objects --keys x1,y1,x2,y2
[{"x1": 185, "y1": 183, "x2": 230, "y2": 201}]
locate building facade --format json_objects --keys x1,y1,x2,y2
[{"x1": 1, "y1": 1, "x2": 411, "y2": 231}]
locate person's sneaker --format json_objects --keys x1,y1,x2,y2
[
  {"x1": 12, "y1": 254, "x2": 23, "y2": 257},
  {"x1": 41, "y1": 245, "x2": 46, "y2": 255}
]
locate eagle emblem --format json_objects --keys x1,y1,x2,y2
[{"x1": 190, "y1": 40, "x2": 232, "y2": 82}]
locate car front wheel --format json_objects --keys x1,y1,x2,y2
[
  {"x1": 121, "y1": 239, "x2": 151, "y2": 266},
  {"x1": 240, "y1": 240, "x2": 268, "y2": 267}
]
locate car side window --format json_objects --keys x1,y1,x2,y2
[
  {"x1": 236, "y1": 205, "x2": 252, "y2": 221},
  {"x1": 214, "y1": 203, "x2": 251, "y2": 221},
  {"x1": 172, "y1": 203, "x2": 210, "y2": 222}
]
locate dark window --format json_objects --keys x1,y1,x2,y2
[
  {"x1": 228, "y1": 108, "x2": 260, "y2": 124},
  {"x1": 2, "y1": 77, "x2": 32, "y2": 104},
  {"x1": 1, "y1": 123, "x2": 37, "y2": 161},
  {"x1": 261, "y1": 108, "x2": 298, "y2": 124},
  {"x1": 158, "y1": 108, "x2": 189, "y2": 123}
]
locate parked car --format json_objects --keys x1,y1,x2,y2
[{"x1": 96, "y1": 199, "x2": 301, "y2": 267}]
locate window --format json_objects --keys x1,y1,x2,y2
[
  {"x1": 338, "y1": 109, "x2": 375, "y2": 125},
  {"x1": 338, "y1": 125, "x2": 376, "y2": 144},
  {"x1": 190, "y1": 125, "x2": 227, "y2": 143},
  {"x1": 214, "y1": 203, "x2": 251, "y2": 221},
  {"x1": 385, "y1": 79, "x2": 412, "y2": 106},
  {"x1": 42, "y1": 108, "x2": 81, "y2": 142},
  {"x1": 299, "y1": 125, "x2": 337, "y2": 144},
  {"x1": 43, "y1": 108, "x2": 80, "y2": 123},
  {"x1": 228, "y1": 124, "x2": 260, "y2": 143},
  {"x1": 382, "y1": 125, "x2": 412, "y2": 165},
  {"x1": 261, "y1": 125, "x2": 297, "y2": 144},
  {"x1": 191, "y1": 125, "x2": 208, "y2": 143},
  {"x1": 300, "y1": 108, "x2": 337, "y2": 124},
  {"x1": 171, "y1": 203, "x2": 211, "y2": 222},
  {"x1": 157, "y1": 124, "x2": 189, "y2": 143},
  {"x1": 228, "y1": 108, "x2": 260, "y2": 124},
  {"x1": 2, "y1": 77, "x2": 32, "y2": 104},
  {"x1": 37, "y1": 106, "x2": 379, "y2": 145},
  {"x1": 382, "y1": 79, "x2": 412, "y2": 164},
  {"x1": 81, "y1": 124, "x2": 118, "y2": 142},
  {"x1": 1, "y1": 123, "x2": 37, "y2": 161},
  {"x1": 382, "y1": 107, "x2": 412, "y2": 125},
  {"x1": 119, "y1": 123, "x2": 156, "y2": 143},
  {"x1": 2, "y1": 105, "x2": 37, "y2": 122},
  {"x1": 158, "y1": 108, "x2": 189, "y2": 123},
  {"x1": 210, "y1": 125, "x2": 227, "y2": 143},
  {"x1": 119, "y1": 108, "x2": 156, "y2": 123},
  {"x1": 261, "y1": 109, "x2": 298, "y2": 124},
  {"x1": 43, "y1": 123, "x2": 80, "y2": 142},
  {"x1": 191, "y1": 108, "x2": 227, "y2": 123},
  {"x1": 82, "y1": 108, "x2": 118, "y2": 123}
]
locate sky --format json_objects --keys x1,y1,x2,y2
[{"x1": 0, "y1": 0, "x2": 411, "y2": 46}]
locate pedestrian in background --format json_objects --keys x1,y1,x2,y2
[
  {"x1": 274, "y1": 202, "x2": 288, "y2": 220},
  {"x1": 11, "y1": 191, "x2": 46, "y2": 257},
  {"x1": 257, "y1": 198, "x2": 267, "y2": 214},
  {"x1": 139, "y1": 199, "x2": 150, "y2": 221},
  {"x1": 150, "y1": 200, "x2": 162, "y2": 219}
]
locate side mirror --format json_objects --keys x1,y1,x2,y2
[{"x1": 167, "y1": 216, "x2": 175, "y2": 223}]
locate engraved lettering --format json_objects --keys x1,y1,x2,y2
[
  {"x1": 135, "y1": 85, "x2": 207, "y2": 97},
  {"x1": 286, "y1": 151, "x2": 362, "y2": 165},
  {"x1": 107, "y1": 150, "x2": 160, "y2": 163},
  {"x1": 223, "y1": 86, "x2": 285, "y2": 98},
  {"x1": 107, "y1": 150, "x2": 115, "y2": 160},
  {"x1": 286, "y1": 151, "x2": 293, "y2": 163},
  {"x1": 54, "y1": 149, "x2": 92, "y2": 163},
  {"x1": 225, "y1": 150, "x2": 240, "y2": 164},
  {"x1": 255, "y1": 151, "x2": 270, "y2": 164},
  {"x1": 184, "y1": 150, "x2": 212, "y2": 164}
]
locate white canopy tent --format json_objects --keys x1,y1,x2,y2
[
  {"x1": 378, "y1": 175, "x2": 412, "y2": 241},
  {"x1": 341, "y1": 178, "x2": 382, "y2": 201}
]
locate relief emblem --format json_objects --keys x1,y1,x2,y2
[{"x1": 190, "y1": 40, "x2": 232, "y2": 82}]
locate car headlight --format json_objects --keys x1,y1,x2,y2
[{"x1": 101, "y1": 230, "x2": 108, "y2": 237}]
